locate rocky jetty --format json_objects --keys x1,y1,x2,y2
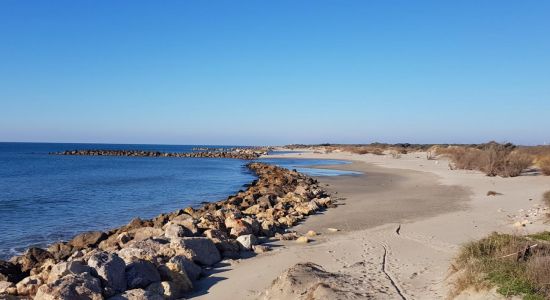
[
  {"x1": 0, "y1": 163, "x2": 333, "y2": 299},
  {"x1": 52, "y1": 148, "x2": 269, "y2": 160}
]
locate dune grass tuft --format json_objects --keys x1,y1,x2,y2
[{"x1": 451, "y1": 232, "x2": 550, "y2": 299}]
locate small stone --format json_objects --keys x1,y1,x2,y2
[
  {"x1": 327, "y1": 228, "x2": 339, "y2": 233},
  {"x1": 252, "y1": 245, "x2": 270, "y2": 254},
  {"x1": 306, "y1": 230, "x2": 317, "y2": 237},
  {"x1": 296, "y1": 236, "x2": 309, "y2": 244}
]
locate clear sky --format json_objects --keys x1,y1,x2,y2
[{"x1": 1, "y1": 1, "x2": 549, "y2": 145}]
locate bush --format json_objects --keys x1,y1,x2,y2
[
  {"x1": 501, "y1": 152, "x2": 533, "y2": 177},
  {"x1": 452, "y1": 232, "x2": 550, "y2": 299},
  {"x1": 538, "y1": 157, "x2": 550, "y2": 176},
  {"x1": 438, "y1": 144, "x2": 532, "y2": 177}
]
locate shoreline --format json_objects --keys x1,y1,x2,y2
[
  {"x1": 0, "y1": 162, "x2": 334, "y2": 299},
  {"x1": 2, "y1": 150, "x2": 549, "y2": 299}
]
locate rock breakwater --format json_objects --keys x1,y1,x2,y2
[
  {"x1": 0, "y1": 163, "x2": 333, "y2": 299},
  {"x1": 52, "y1": 148, "x2": 270, "y2": 160}
]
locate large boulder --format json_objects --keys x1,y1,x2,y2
[
  {"x1": 168, "y1": 255, "x2": 202, "y2": 281},
  {"x1": 163, "y1": 222, "x2": 191, "y2": 239},
  {"x1": 88, "y1": 251, "x2": 127, "y2": 296},
  {"x1": 15, "y1": 275, "x2": 43, "y2": 296},
  {"x1": 169, "y1": 214, "x2": 199, "y2": 235},
  {"x1": 13, "y1": 247, "x2": 53, "y2": 273},
  {"x1": 0, "y1": 280, "x2": 15, "y2": 294},
  {"x1": 146, "y1": 281, "x2": 186, "y2": 300},
  {"x1": 70, "y1": 231, "x2": 108, "y2": 250},
  {"x1": 294, "y1": 201, "x2": 320, "y2": 216},
  {"x1": 108, "y1": 288, "x2": 163, "y2": 300},
  {"x1": 170, "y1": 237, "x2": 221, "y2": 266},
  {"x1": 156, "y1": 261, "x2": 193, "y2": 298},
  {"x1": 125, "y1": 260, "x2": 161, "y2": 289},
  {"x1": 227, "y1": 219, "x2": 253, "y2": 237},
  {"x1": 118, "y1": 238, "x2": 174, "y2": 264},
  {"x1": 35, "y1": 273, "x2": 103, "y2": 300},
  {"x1": 129, "y1": 227, "x2": 164, "y2": 242},
  {"x1": 47, "y1": 260, "x2": 91, "y2": 284},
  {"x1": 0, "y1": 260, "x2": 26, "y2": 283},
  {"x1": 47, "y1": 242, "x2": 74, "y2": 261}
]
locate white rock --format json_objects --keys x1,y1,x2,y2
[{"x1": 236, "y1": 234, "x2": 258, "y2": 250}]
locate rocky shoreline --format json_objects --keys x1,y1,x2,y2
[
  {"x1": 51, "y1": 148, "x2": 270, "y2": 160},
  {"x1": 0, "y1": 162, "x2": 333, "y2": 299}
]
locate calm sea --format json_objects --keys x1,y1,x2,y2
[{"x1": 0, "y1": 142, "x2": 356, "y2": 259}]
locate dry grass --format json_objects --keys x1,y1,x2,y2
[
  {"x1": 389, "y1": 150, "x2": 402, "y2": 159},
  {"x1": 538, "y1": 157, "x2": 550, "y2": 176},
  {"x1": 451, "y1": 232, "x2": 550, "y2": 299},
  {"x1": 437, "y1": 143, "x2": 533, "y2": 177}
]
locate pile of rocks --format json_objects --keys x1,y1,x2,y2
[
  {"x1": 52, "y1": 148, "x2": 269, "y2": 160},
  {"x1": 0, "y1": 163, "x2": 332, "y2": 299}
]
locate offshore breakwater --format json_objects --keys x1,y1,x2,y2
[
  {"x1": 0, "y1": 162, "x2": 333, "y2": 299},
  {"x1": 52, "y1": 147, "x2": 271, "y2": 160}
]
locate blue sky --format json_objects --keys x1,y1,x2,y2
[{"x1": 1, "y1": 1, "x2": 549, "y2": 145}]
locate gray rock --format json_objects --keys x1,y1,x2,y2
[
  {"x1": 125, "y1": 260, "x2": 161, "y2": 289},
  {"x1": 170, "y1": 214, "x2": 199, "y2": 235},
  {"x1": 169, "y1": 256, "x2": 202, "y2": 281},
  {"x1": 236, "y1": 234, "x2": 258, "y2": 250},
  {"x1": 48, "y1": 260, "x2": 91, "y2": 284},
  {"x1": 118, "y1": 238, "x2": 174, "y2": 264},
  {"x1": 108, "y1": 288, "x2": 163, "y2": 300},
  {"x1": 88, "y1": 251, "x2": 127, "y2": 296},
  {"x1": 164, "y1": 222, "x2": 190, "y2": 239},
  {"x1": 35, "y1": 273, "x2": 102, "y2": 300},
  {"x1": 170, "y1": 237, "x2": 221, "y2": 266}
]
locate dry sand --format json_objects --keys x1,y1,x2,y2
[{"x1": 189, "y1": 150, "x2": 550, "y2": 299}]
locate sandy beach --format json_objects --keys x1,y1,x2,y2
[{"x1": 191, "y1": 149, "x2": 550, "y2": 299}]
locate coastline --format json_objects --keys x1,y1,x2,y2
[
  {"x1": 189, "y1": 150, "x2": 550, "y2": 299},
  {"x1": 2, "y1": 150, "x2": 549, "y2": 299},
  {"x1": 0, "y1": 162, "x2": 333, "y2": 299}
]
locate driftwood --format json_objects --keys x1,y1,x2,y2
[{"x1": 498, "y1": 244, "x2": 538, "y2": 260}]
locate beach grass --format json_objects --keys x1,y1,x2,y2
[{"x1": 452, "y1": 232, "x2": 550, "y2": 299}]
